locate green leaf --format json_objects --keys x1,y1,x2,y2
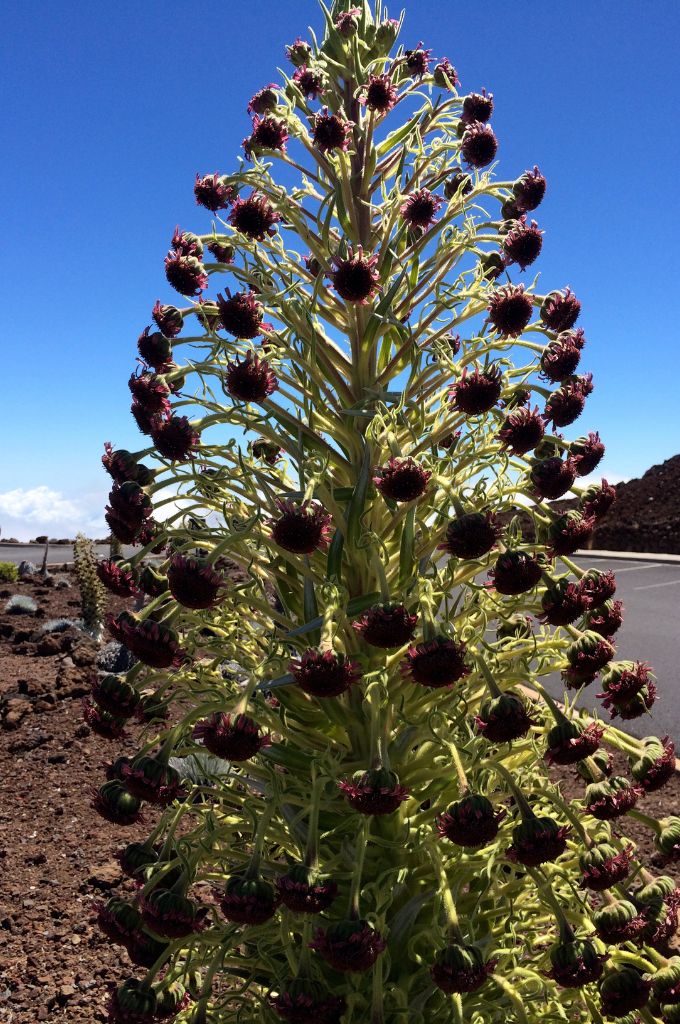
[{"x1": 346, "y1": 442, "x2": 373, "y2": 547}]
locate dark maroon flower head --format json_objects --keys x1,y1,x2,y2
[
  {"x1": 285, "y1": 37, "x2": 313, "y2": 67},
  {"x1": 339, "y1": 767, "x2": 409, "y2": 816},
  {"x1": 206, "y1": 239, "x2": 235, "y2": 264},
  {"x1": 597, "y1": 661, "x2": 654, "y2": 717},
  {"x1": 83, "y1": 700, "x2": 127, "y2": 740},
  {"x1": 531, "y1": 456, "x2": 578, "y2": 500},
  {"x1": 292, "y1": 65, "x2": 325, "y2": 99},
  {"x1": 630, "y1": 736, "x2": 676, "y2": 793},
  {"x1": 170, "y1": 226, "x2": 203, "y2": 258},
  {"x1": 94, "y1": 897, "x2": 141, "y2": 946},
  {"x1": 503, "y1": 217, "x2": 543, "y2": 270},
  {"x1": 152, "y1": 301, "x2": 183, "y2": 338},
  {"x1": 438, "y1": 430, "x2": 462, "y2": 451},
  {"x1": 151, "y1": 414, "x2": 200, "y2": 462},
  {"x1": 600, "y1": 967, "x2": 651, "y2": 1018},
  {"x1": 497, "y1": 405, "x2": 546, "y2": 455},
  {"x1": 431, "y1": 943, "x2": 496, "y2": 994},
  {"x1": 436, "y1": 793, "x2": 505, "y2": 848},
  {"x1": 128, "y1": 371, "x2": 171, "y2": 413},
  {"x1": 139, "y1": 889, "x2": 206, "y2": 939},
  {"x1": 512, "y1": 166, "x2": 547, "y2": 212},
  {"x1": 548, "y1": 511, "x2": 595, "y2": 556},
  {"x1": 130, "y1": 400, "x2": 164, "y2": 438},
  {"x1": 449, "y1": 365, "x2": 503, "y2": 415},
  {"x1": 404, "y1": 44, "x2": 432, "y2": 78},
  {"x1": 578, "y1": 568, "x2": 617, "y2": 607},
  {"x1": 593, "y1": 900, "x2": 644, "y2": 945},
  {"x1": 251, "y1": 437, "x2": 282, "y2": 465},
  {"x1": 330, "y1": 247, "x2": 379, "y2": 303},
  {"x1": 93, "y1": 780, "x2": 143, "y2": 827},
  {"x1": 102, "y1": 444, "x2": 154, "y2": 487},
  {"x1": 475, "y1": 691, "x2": 535, "y2": 743},
  {"x1": 507, "y1": 816, "x2": 571, "y2": 866},
  {"x1": 311, "y1": 918, "x2": 386, "y2": 973},
  {"x1": 97, "y1": 558, "x2": 138, "y2": 598},
  {"x1": 114, "y1": 615, "x2": 185, "y2": 669},
  {"x1": 461, "y1": 89, "x2": 493, "y2": 124},
  {"x1": 194, "y1": 172, "x2": 235, "y2": 211},
  {"x1": 586, "y1": 775, "x2": 641, "y2": 820},
  {"x1": 373, "y1": 456, "x2": 431, "y2": 502},
  {"x1": 433, "y1": 59, "x2": 460, "y2": 89},
  {"x1": 105, "y1": 482, "x2": 153, "y2": 542},
  {"x1": 363, "y1": 73, "x2": 398, "y2": 113},
  {"x1": 548, "y1": 940, "x2": 606, "y2": 989},
  {"x1": 567, "y1": 631, "x2": 615, "y2": 678},
  {"x1": 403, "y1": 635, "x2": 470, "y2": 688},
  {"x1": 194, "y1": 712, "x2": 271, "y2": 761},
  {"x1": 581, "y1": 479, "x2": 617, "y2": 520},
  {"x1": 244, "y1": 114, "x2": 289, "y2": 158},
  {"x1": 271, "y1": 982, "x2": 346, "y2": 1024},
  {"x1": 540, "y1": 579, "x2": 588, "y2": 626},
  {"x1": 444, "y1": 170, "x2": 473, "y2": 199},
  {"x1": 219, "y1": 874, "x2": 280, "y2": 925},
  {"x1": 216, "y1": 289, "x2": 264, "y2": 339},
  {"x1": 541, "y1": 287, "x2": 581, "y2": 333},
  {"x1": 138, "y1": 327, "x2": 173, "y2": 369},
  {"x1": 92, "y1": 675, "x2": 140, "y2": 719},
  {"x1": 587, "y1": 599, "x2": 624, "y2": 637},
  {"x1": 460, "y1": 121, "x2": 498, "y2": 169},
  {"x1": 539, "y1": 336, "x2": 582, "y2": 382},
  {"x1": 580, "y1": 842, "x2": 634, "y2": 891},
  {"x1": 352, "y1": 603, "x2": 417, "y2": 649},
  {"x1": 312, "y1": 107, "x2": 353, "y2": 153},
  {"x1": 290, "y1": 648, "x2": 361, "y2": 698},
  {"x1": 226, "y1": 351, "x2": 278, "y2": 403},
  {"x1": 247, "y1": 84, "x2": 279, "y2": 115},
  {"x1": 118, "y1": 839, "x2": 159, "y2": 880},
  {"x1": 400, "y1": 188, "x2": 443, "y2": 229},
  {"x1": 570, "y1": 432, "x2": 605, "y2": 476},
  {"x1": 137, "y1": 565, "x2": 168, "y2": 598},
  {"x1": 275, "y1": 864, "x2": 338, "y2": 914},
  {"x1": 636, "y1": 891, "x2": 680, "y2": 950},
  {"x1": 335, "y1": 7, "x2": 361, "y2": 36},
  {"x1": 120, "y1": 757, "x2": 181, "y2": 806},
  {"x1": 228, "y1": 192, "x2": 280, "y2": 240},
  {"x1": 164, "y1": 250, "x2": 207, "y2": 297},
  {"x1": 108, "y1": 979, "x2": 157, "y2": 1023},
  {"x1": 270, "y1": 500, "x2": 332, "y2": 554},
  {"x1": 488, "y1": 550, "x2": 543, "y2": 595},
  {"x1": 167, "y1": 554, "x2": 224, "y2": 609},
  {"x1": 487, "y1": 284, "x2": 533, "y2": 337},
  {"x1": 479, "y1": 251, "x2": 505, "y2": 281},
  {"x1": 544, "y1": 720, "x2": 603, "y2": 766},
  {"x1": 439, "y1": 511, "x2": 501, "y2": 559}
]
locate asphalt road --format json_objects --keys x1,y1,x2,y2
[
  {"x1": 542, "y1": 555, "x2": 680, "y2": 741},
  {"x1": 0, "y1": 544, "x2": 135, "y2": 565}
]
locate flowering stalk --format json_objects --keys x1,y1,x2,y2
[{"x1": 90, "y1": 4, "x2": 676, "y2": 1023}]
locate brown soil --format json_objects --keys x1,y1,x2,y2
[{"x1": 0, "y1": 573, "x2": 677, "y2": 1021}]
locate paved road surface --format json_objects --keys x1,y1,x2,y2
[
  {"x1": 0, "y1": 544, "x2": 136, "y2": 565},
  {"x1": 542, "y1": 555, "x2": 680, "y2": 741}
]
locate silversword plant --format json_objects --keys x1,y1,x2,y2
[{"x1": 90, "y1": 4, "x2": 679, "y2": 1022}]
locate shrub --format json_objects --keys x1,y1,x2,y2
[
  {"x1": 0, "y1": 562, "x2": 18, "y2": 583},
  {"x1": 4, "y1": 594, "x2": 38, "y2": 615},
  {"x1": 38, "y1": 617, "x2": 82, "y2": 636},
  {"x1": 17, "y1": 560, "x2": 38, "y2": 578},
  {"x1": 89, "y1": 5, "x2": 674, "y2": 1022},
  {"x1": 95, "y1": 641, "x2": 137, "y2": 674}
]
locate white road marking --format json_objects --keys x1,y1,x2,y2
[
  {"x1": 634, "y1": 578, "x2": 680, "y2": 591},
  {"x1": 604, "y1": 563, "x2": 670, "y2": 573}
]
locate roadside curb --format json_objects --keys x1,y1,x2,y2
[{"x1": 584, "y1": 549, "x2": 680, "y2": 564}]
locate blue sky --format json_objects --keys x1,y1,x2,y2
[{"x1": 1, "y1": 0, "x2": 678, "y2": 539}]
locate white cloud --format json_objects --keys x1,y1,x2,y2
[{"x1": 0, "y1": 486, "x2": 107, "y2": 541}]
